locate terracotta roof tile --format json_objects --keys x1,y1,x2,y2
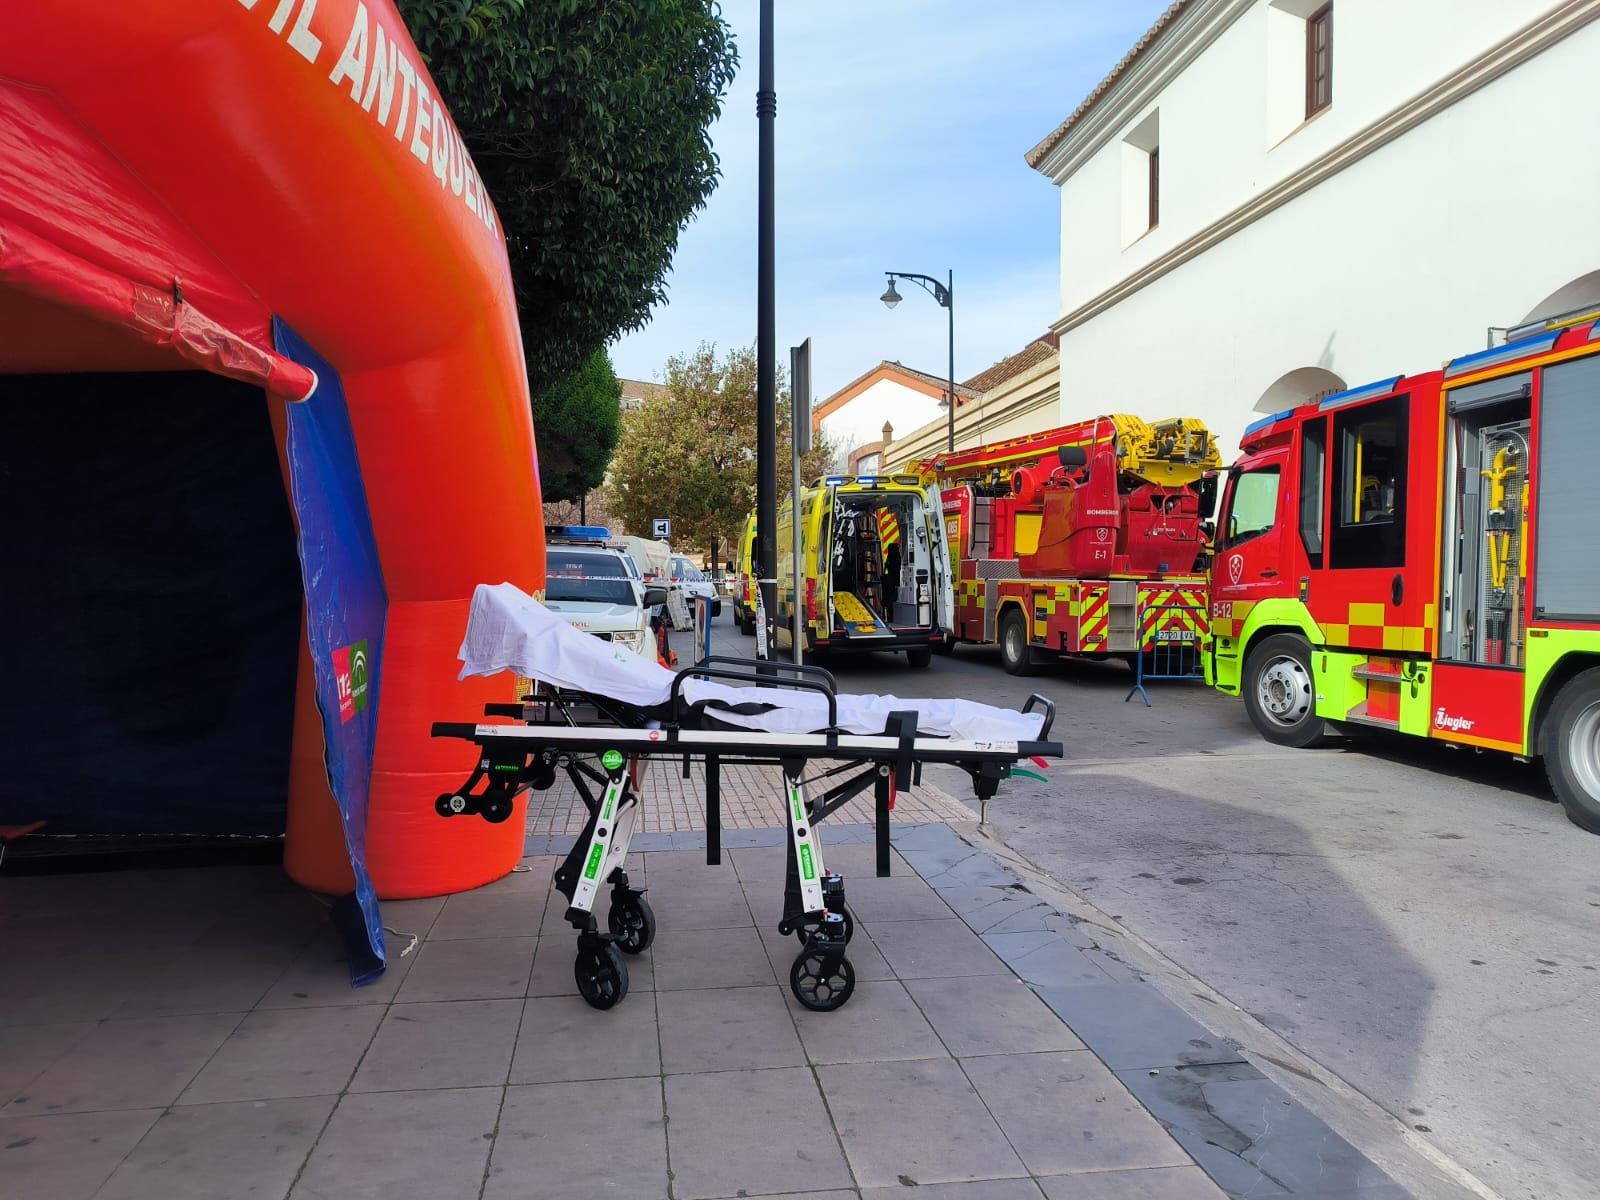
[
  {"x1": 618, "y1": 377, "x2": 666, "y2": 404},
  {"x1": 961, "y1": 335, "x2": 1059, "y2": 395},
  {"x1": 883, "y1": 360, "x2": 980, "y2": 400},
  {"x1": 1025, "y1": 0, "x2": 1189, "y2": 171}
]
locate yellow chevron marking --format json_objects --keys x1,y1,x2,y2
[{"x1": 833, "y1": 591, "x2": 874, "y2": 623}]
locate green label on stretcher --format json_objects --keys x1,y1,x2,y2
[
  {"x1": 602, "y1": 790, "x2": 615, "y2": 821},
  {"x1": 582, "y1": 842, "x2": 605, "y2": 880},
  {"x1": 799, "y1": 844, "x2": 815, "y2": 881},
  {"x1": 602, "y1": 749, "x2": 624, "y2": 771},
  {"x1": 790, "y1": 787, "x2": 804, "y2": 824}
]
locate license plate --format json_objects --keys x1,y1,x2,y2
[{"x1": 1153, "y1": 629, "x2": 1196, "y2": 643}]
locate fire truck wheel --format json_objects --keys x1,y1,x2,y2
[
  {"x1": 906, "y1": 647, "x2": 933, "y2": 669},
  {"x1": 1000, "y1": 609, "x2": 1040, "y2": 677},
  {"x1": 1543, "y1": 669, "x2": 1600, "y2": 835},
  {"x1": 1242, "y1": 633, "x2": 1328, "y2": 748}
]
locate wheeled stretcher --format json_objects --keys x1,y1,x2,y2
[{"x1": 430, "y1": 584, "x2": 1063, "y2": 1012}]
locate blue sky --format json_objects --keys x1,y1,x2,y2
[{"x1": 610, "y1": 0, "x2": 1169, "y2": 404}]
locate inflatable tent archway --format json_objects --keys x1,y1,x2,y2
[{"x1": 0, "y1": 1, "x2": 543, "y2": 973}]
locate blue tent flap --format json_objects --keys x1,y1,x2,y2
[{"x1": 274, "y1": 318, "x2": 388, "y2": 985}]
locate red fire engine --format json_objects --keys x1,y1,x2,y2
[
  {"x1": 921, "y1": 415, "x2": 1221, "y2": 674},
  {"x1": 1207, "y1": 306, "x2": 1600, "y2": 833}
]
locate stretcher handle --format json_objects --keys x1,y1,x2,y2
[
  {"x1": 483, "y1": 703, "x2": 527, "y2": 719},
  {"x1": 693, "y1": 654, "x2": 837, "y2": 693},
  {"x1": 1015, "y1": 739, "x2": 1064, "y2": 760},
  {"x1": 431, "y1": 721, "x2": 481, "y2": 740},
  {"x1": 1021, "y1": 693, "x2": 1055, "y2": 739},
  {"x1": 670, "y1": 664, "x2": 838, "y2": 729}
]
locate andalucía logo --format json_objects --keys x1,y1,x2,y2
[{"x1": 332, "y1": 640, "x2": 371, "y2": 724}]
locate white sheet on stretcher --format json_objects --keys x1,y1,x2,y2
[{"x1": 457, "y1": 583, "x2": 1045, "y2": 742}]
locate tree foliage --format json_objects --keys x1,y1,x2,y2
[
  {"x1": 533, "y1": 348, "x2": 622, "y2": 503},
  {"x1": 398, "y1": 0, "x2": 739, "y2": 395},
  {"x1": 605, "y1": 344, "x2": 832, "y2": 552}
]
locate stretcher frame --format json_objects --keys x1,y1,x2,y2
[{"x1": 432, "y1": 656, "x2": 1058, "y2": 1012}]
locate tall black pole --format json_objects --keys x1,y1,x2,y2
[
  {"x1": 946, "y1": 268, "x2": 955, "y2": 452},
  {"x1": 755, "y1": 0, "x2": 778, "y2": 661}
]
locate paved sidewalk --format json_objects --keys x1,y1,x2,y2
[
  {"x1": 1, "y1": 813, "x2": 1414, "y2": 1199},
  {"x1": 524, "y1": 756, "x2": 971, "y2": 835}
]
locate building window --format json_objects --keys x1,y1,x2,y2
[
  {"x1": 1147, "y1": 147, "x2": 1160, "y2": 230},
  {"x1": 1120, "y1": 108, "x2": 1160, "y2": 246},
  {"x1": 1305, "y1": 4, "x2": 1332, "y2": 118}
]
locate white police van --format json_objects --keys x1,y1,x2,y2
[{"x1": 543, "y1": 527, "x2": 666, "y2": 661}]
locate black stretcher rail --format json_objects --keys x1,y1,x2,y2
[{"x1": 429, "y1": 721, "x2": 1062, "y2": 765}]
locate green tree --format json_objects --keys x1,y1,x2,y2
[
  {"x1": 398, "y1": 0, "x2": 739, "y2": 394},
  {"x1": 533, "y1": 348, "x2": 622, "y2": 504},
  {"x1": 605, "y1": 344, "x2": 832, "y2": 552}
]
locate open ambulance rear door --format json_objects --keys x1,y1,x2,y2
[{"x1": 925, "y1": 482, "x2": 955, "y2": 641}]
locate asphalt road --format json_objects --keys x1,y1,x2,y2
[{"x1": 707, "y1": 613, "x2": 1600, "y2": 1200}]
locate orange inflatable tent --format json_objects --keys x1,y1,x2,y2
[{"x1": 0, "y1": 1, "x2": 542, "y2": 972}]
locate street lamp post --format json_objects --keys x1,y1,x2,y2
[{"x1": 881, "y1": 270, "x2": 955, "y2": 452}]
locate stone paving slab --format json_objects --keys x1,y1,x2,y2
[
  {"x1": 98, "y1": 1096, "x2": 335, "y2": 1200},
  {"x1": 525, "y1": 755, "x2": 970, "y2": 834},
  {"x1": 0, "y1": 822, "x2": 1412, "y2": 1200}
]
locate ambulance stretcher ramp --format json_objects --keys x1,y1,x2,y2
[{"x1": 432, "y1": 584, "x2": 1062, "y2": 1012}]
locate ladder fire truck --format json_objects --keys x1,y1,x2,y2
[
  {"x1": 921, "y1": 414, "x2": 1221, "y2": 675},
  {"x1": 1207, "y1": 306, "x2": 1600, "y2": 833}
]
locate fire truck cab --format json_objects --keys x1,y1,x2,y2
[{"x1": 1209, "y1": 308, "x2": 1600, "y2": 832}]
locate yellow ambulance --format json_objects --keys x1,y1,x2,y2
[
  {"x1": 762, "y1": 473, "x2": 954, "y2": 668},
  {"x1": 731, "y1": 510, "x2": 758, "y2": 635}
]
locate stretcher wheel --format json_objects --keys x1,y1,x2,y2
[
  {"x1": 607, "y1": 893, "x2": 656, "y2": 954},
  {"x1": 793, "y1": 907, "x2": 853, "y2": 946},
  {"x1": 574, "y1": 942, "x2": 629, "y2": 1009},
  {"x1": 789, "y1": 949, "x2": 855, "y2": 1012},
  {"x1": 480, "y1": 792, "x2": 514, "y2": 824}
]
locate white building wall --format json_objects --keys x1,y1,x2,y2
[
  {"x1": 818, "y1": 377, "x2": 944, "y2": 459},
  {"x1": 1048, "y1": 2, "x2": 1600, "y2": 459}
]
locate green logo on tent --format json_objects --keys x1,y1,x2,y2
[
  {"x1": 602, "y1": 749, "x2": 624, "y2": 771},
  {"x1": 348, "y1": 640, "x2": 369, "y2": 713}
]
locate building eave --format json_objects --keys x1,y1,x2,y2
[
  {"x1": 1024, "y1": 0, "x2": 1192, "y2": 171},
  {"x1": 1030, "y1": 0, "x2": 1252, "y2": 184}
]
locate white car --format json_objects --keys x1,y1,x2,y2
[
  {"x1": 670, "y1": 555, "x2": 721, "y2": 620},
  {"x1": 542, "y1": 539, "x2": 664, "y2": 661}
]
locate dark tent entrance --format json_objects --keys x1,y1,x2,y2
[{"x1": 0, "y1": 370, "x2": 302, "y2": 838}]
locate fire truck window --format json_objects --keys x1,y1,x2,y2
[
  {"x1": 1299, "y1": 418, "x2": 1326, "y2": 569},
  {"x1": 1330, "y1": 395, "x2": 1408, "y2": 569},
  {"x1": 1535, "y1": 356, "x2": 1600, "y2": 619},
  {"x1": 1223, "y1": 466, "x2": 1280, "y2": 547}
]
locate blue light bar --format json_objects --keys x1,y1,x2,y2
[
  {"x1": 1317, "y1": 376, "x2": 1404, "y2": 411},
  {"x1": 1242, "y1": 408, "x2": 1296, "y2": 438},
  {"x1": 546, "y1": 525, "x2": 613, "y2": 542},
  {"x1": 1444, "y1": 331, "x2": 1560, "y2": 378}
]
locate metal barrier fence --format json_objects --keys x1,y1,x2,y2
[{"x1": 1124, "y1": 597, "x2": 1207, "y2": 707}]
